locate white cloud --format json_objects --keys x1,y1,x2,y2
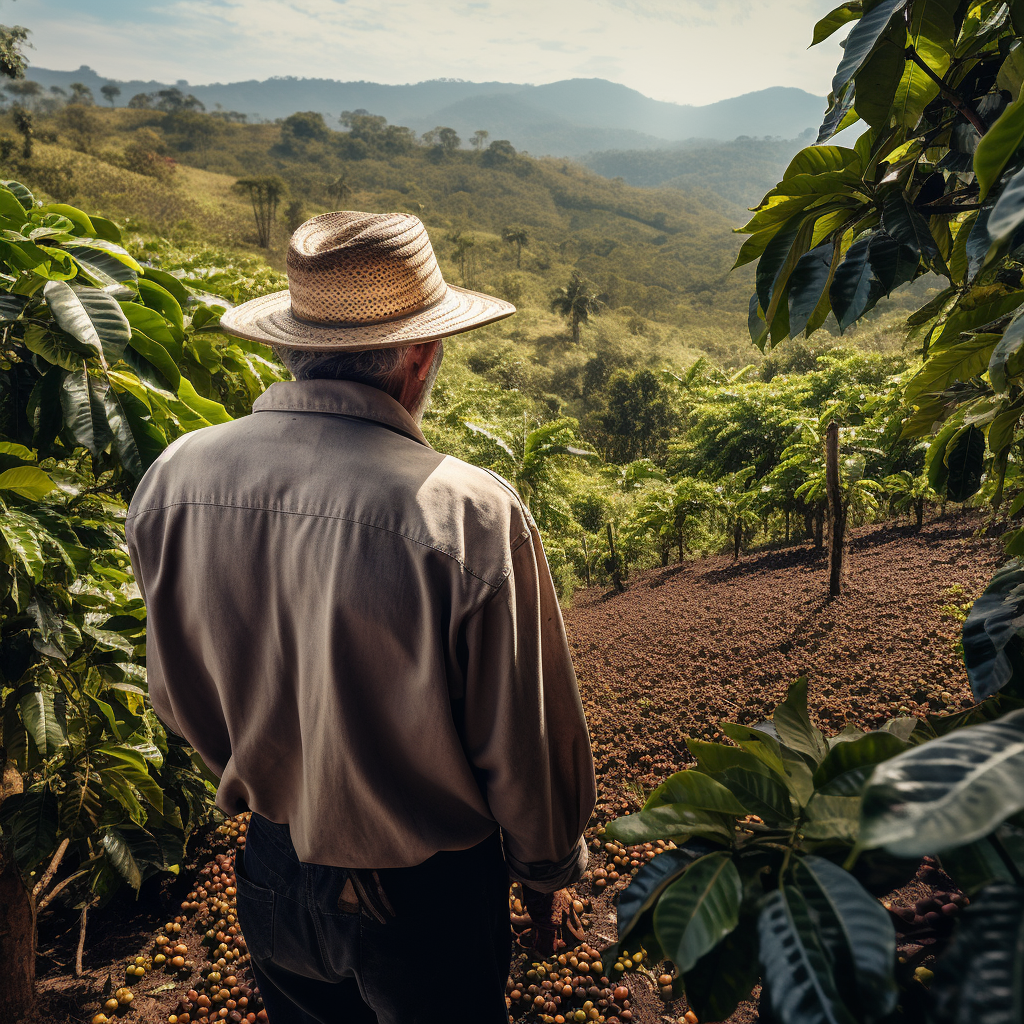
[{"x1": 22, "y1": 0, "x2": 845, "y2": 105}]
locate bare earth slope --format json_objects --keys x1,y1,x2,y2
[{"x1": 566, "y1": 515, "x2": 1003, "y2": 801}]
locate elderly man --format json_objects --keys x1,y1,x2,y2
[{"x1": 126, "y1": 211, "x2": 596, "y2": 1024}]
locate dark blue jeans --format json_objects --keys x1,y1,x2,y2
[{"x1": 235, "y1": 814, "x2": 512, "y2": 1023}]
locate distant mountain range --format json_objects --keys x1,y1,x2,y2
[{"x1": 25, "y1": 66, "x2": 826, "y2": 158}]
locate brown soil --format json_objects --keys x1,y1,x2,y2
[{"x1": 23, "y1": 515, "x2": 1000, "y2": 1024}]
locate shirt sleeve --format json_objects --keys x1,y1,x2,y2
[{"x1": 460, "y1": 516, "x2": 597, "y2": 893}]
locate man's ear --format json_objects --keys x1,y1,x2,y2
[{"x1": 410, "y1": 340, "x2": 441, "y2": 381}]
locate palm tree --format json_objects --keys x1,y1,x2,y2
[
  {"x1": 464, "y1": 416, "x2": 598, "y2": 529},
  {"x1": 501, "y1": 225, "x2": 528, "y2": 269},
  {"x1": 232, "y1": 176, "x2": 287, "y2": 248},
  {"x1": 326, "y1": 173, "x2": 353, "y2": 206},
  {"x1": 550, "y1": 272, "x2": 600, "y2": 344}
]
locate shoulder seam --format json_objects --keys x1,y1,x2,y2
[{"x1": 126, "y1": 500, "x2": 504, "y2": 589}]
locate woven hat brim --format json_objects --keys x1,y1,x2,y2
[{"x1": 218, "y1": 284, "x2": 515, "y2": 350}]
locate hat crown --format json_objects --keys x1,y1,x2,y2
[{"x1": 287, "y1": 211, "x2": 448, "y2": 326}]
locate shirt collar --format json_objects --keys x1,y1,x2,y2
[{"x1": 252, "y1": 379, "x2": 431, "y2": 447}]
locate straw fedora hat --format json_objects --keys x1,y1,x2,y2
[{"x1": 219, "y1": 211, "x2": 516, "y2": 350}]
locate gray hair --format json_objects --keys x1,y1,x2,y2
[{"x1": 273, "y1": 345, "x2": 410, "y2": 400}]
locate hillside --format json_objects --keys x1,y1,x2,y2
[
  {"x1": 582, "y1": 132, "x2": 815, "y2": 210},
  {"x1": 25, "y1": 66, "x2": 826, "y2": 155}
]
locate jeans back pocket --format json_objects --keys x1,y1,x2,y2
[{"x1": 235, "y1": 849, "x2": 276, "y2": 964}]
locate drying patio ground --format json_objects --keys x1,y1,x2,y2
[{"x1": 29, "y1": 514, "x2": 1001, "y2": 1024}]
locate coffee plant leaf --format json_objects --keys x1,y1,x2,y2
[
  {"x1": 963, "y1": 559, "x2": 1024, "y2": 701},
  {"x1": 682, "y1": 911, "x2": 760, "y2": 1023},
  {"x1": 793, "y1": 855, "x2": 898, "y2": 1021},
  {"x1": 774, "y1": 677, "x2": 829, "y2": 765},
  {"x1": 813, "y1": 731, "x2": 910, "y2": 795},
  {"x1": 758, "y1": 885, "x2": 857, "y2": 1024},
  {"x1": 711, "y1": 766, "x2": 796, "y2": 827},
  {"x1": 653, "y1": 852, "x2": 743, "y2": 975},
  {"x1": 643, "y1": 769, "x2": 748, "y2": 815},
  {"x1": 929, "y1": 882, "x2": 1024, "y2": 1023},
  {"x1": 944, "y1": 424, "x2": 986, "y2": 502},
  {"x1": 43, "y1": 282, "x2": 130, "y2": 367},
  {"x1": 860, "y1": 709, "x2": 1024, "y2": 856},
  {"x1": 102, "y1": 828, "x2": 142, "y2": 890},
  {"x1": 604, "y1": 804, "x2": 736, "y2": 845},
  {"x1": 801, "y1": 794, "x2": 862, "y2": 843}
]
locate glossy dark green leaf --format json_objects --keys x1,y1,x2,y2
[
  {"x1": 831, "y1": 0, "x2": 907, "y2": 96},
  {"x1": 829, "y1": 234, "x2": 880, "y2": 330},
  {"x1": 721, "y1": 721, "x2": 789, "y2": 775},
  {"x1": 758, "y1": 886, "x2": 857, "y2": 1024},
  {"x1": 788, "y1": 243, "x2": 834, "y2": 337},
  {"x1": 604, "y1": 803, "x2": 735, "y2": 845},
  {"x1": 19, "y1": 687, "x2": 67, "y2": 756},
  {"x1": 929, "y1": 882, "x2": 1024, "y2": 1024},
  {"x1": 0, "y1": 466, "x2": 56, "y2": 499},
  {"x1": 962, "y1": 559, "x2": 1024, "y2": 701},
  {"x1": 793, "y1": 856, "x2": 897, "y2": 1022},
  {"x1": 615, "y1": 843, "x2": 720, "y2": 948},
  {"x1": 756, "y1": 212, "x2": 815, "y2": 325},
  {"x1": 124, "y1": 331, "x2": 181, "y2": 390},
  {"x1": 644, "y1": 770, "x2": 749, "y2": 815},
  {"x1": 817, "y1": 85, "x2": 857, "y2": 145},
  {"x1": 653, "y1": 852, "x2": 743, "y2": 974},
  {"x1": 860, "y1": 709, "x2": 1024, "y2": 856},
  {"x1": 854, "y1": 38, "x2": 906, "y2": 128},
  {"x1": 749, "y1": 293, "x2": 769, "y2": 350},
  {"x1": 682, "y1": 913, "x2": 760, "y2": 1023},
  {"x1": 43, "y1": 281, "x2": 131, "y2": 366},
  {"x1": 813, "y1": 731, "x2": 910, "y2": 795},
  {"x1": 881, "y1": 193, "x2": 939, "y2": 261},
  {"x1": 60, "y1": 364, "x2": 112, "y2": 457},
  {"x1": 0, "y1": 789, "x2": 58, "y2": 874},
  {"x1": 1, "y1": 178, "x2": 35, "y2": 210},
  {"x1": 712, "y1": 766, "x2": 795, "y2": 826},
  {"x1": 945, "y1": 424, "x2": 985, "y2": 502},
  {"x1": 774, "y1": 677, "x2": 829, "y2": 765},
  {"x1": 102, "y1": 828, "x2": 143, "y2": 889},
  {"x1": 801, "y1": 794, "x2": 862, "y2": 842},
  {"x1": 102, "y1": 385, "x2": 166, "y2": 479}
]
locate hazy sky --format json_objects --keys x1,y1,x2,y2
[{"x1": 20, "y1": 0, "x2": 844, "y2": 106}]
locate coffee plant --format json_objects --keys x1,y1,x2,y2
[{"x1": 0, "y1": 179, "x2": 286, "y2": 1014}]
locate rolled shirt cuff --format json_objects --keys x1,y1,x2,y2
[{"x1": 504, "y1": 834, "x2": 590, "y2": 893}]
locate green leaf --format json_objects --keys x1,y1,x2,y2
[
  {"x1": 137, "y1": 279, "x2": 184, "y2": 331},
  {"x1": 855, "y1": 37, "x2": 908, "y2": 128},
  {"x1": 892, "y1": 0, "x2": 955, "y2": 129},
  {"x1": 141, "y1": 265, "x2": 190, "y2": 304},
  {"x1": 19, "y1": 688, "x2": 66, "y2": 756},
  {"x1": 788, "y1": 243, "x2": 835, "y2": 338},
  {"x1": 0, "y1": 789, "x2": 58, "y2": 874},
  {"x1": 801, "y1": 794, "x2": 862, "y2": 843},
  {"x1": 987, "y1": 165, "x2": 1024, "y2": 251},
  {"x1": 0, "y1": 466, "x2": 55, "y2": 499},
  {"x1": 43, "y1": 281, "x2": 131, "y2": 367},
  {"x1": 793, "y1": 856, "x2": 898, "y2": 1021},
  {"x1": 653, "y1": 853, "x2": 743, "y2": 974},
  {"x1": 720, "y1": 721, "x2": 790, "y2": 776},
  {"x1": 120, "y1": 301, "x2": 183, "y2": 361},
  {"x1": 39, "y1": 203, "x2": 94, "y2": 236},
  {"x1": 928, "y1": 882, "x2": 1024, "y2": 1022},
  {"x1": 860, "y1": 709, "x2": 1024, "y2": 856},
  {"x1": 811, "y1": 2, "x2": 863, "y2": 46},
  {"x1": 989, "y1": 309, "x2": 1024, "y2": 394},
  {"x1": 813, "y1": 731, "x2": 910, "y2": 795},
  {"x1": 783, "y1": 146, "x2": 863, "y2": 180},
  {"x1": 758, "y1": 886, "x2": 857, "y2": 1024},
  {"x1": 774, "y1": 677, "x2": 829, "y2": 765},
  {"x1": 125, "y1": 331, "x2": 182, "y2": 390},
  {"x1": 962, "y1": 559, "x2": 1024, "y2": 701},
  {"x1": 905, "y1": 334, "x2": 1001, "y2": 406},
  {"x1": 103, "y1": 384, "x2": 167, "y2": 478},
  {"x1": 1, "y1": 179, "x2": 34, "y2": 210},
  {"x1": 945, "y1": 424, "x2": 985, "y2": 502},
  {"x1": 711, "y1": 766, "x2": 795, "y2": 827},
  {"x1": 176, "y1": 378, "x2": 232, "y2": 425},
  {"x1": 102, "y1": 828, "x2": 142, "y2": 889},
  {"x1": 605, "y1": 805, "x2": 736, "y2": 845},
  {"x1": 976, "y1": 88, "x2": 1024, "y2": 200},
  {"x1": 756, "y1": 212, "x2": 816, "y2": 326},
  {"x1": 0, "y1": 516, "x2": 44, "y2": 580},
  {"x1": 66, "y1": 245, "x2": 137, "y2": 294},
  {"x1": 831, "y1": 0, "x2": 907, "y2": 97},
  {"x1": 682, "y1": 915, "x2": 760, "y2": 1024},
  {"x1": 615, "y1": 846, "x2": 716, "y2": 948},
  {"x1": 829, "y1": 233, "x2": 885, "y2": 330},
  {"x1": 60, "y1": 365, "x2": 112, "y2": 458},
  {"x1": 644, "y1": 769, "x2": 749, "y2": 815},
  {"x1": 87, "y1": 215, "x2": 122, "y2": 243}
]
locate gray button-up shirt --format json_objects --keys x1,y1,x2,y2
[{"x1": 126, "y1": 379, "x2": 595, "y2": 890}]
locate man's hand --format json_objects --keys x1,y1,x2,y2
[{"x1": 518, "y1": 886, "x2": 586, "y2": 955}]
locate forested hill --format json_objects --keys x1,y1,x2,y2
[
  {"x1": 24, "y1": 66, "x2": 825, "y2": 157},
  {"x1": 582, "y1": 133, "x2": 815, "y2": 210}
]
